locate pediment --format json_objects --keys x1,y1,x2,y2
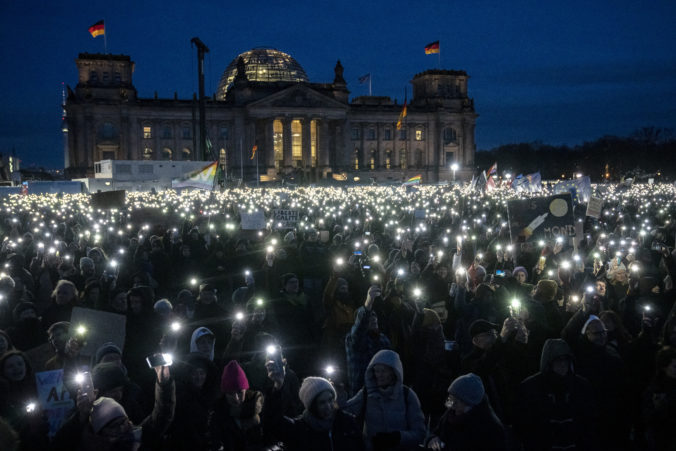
[{"x1": 247, "y1": 85, "x2": 348, "y2": 111}]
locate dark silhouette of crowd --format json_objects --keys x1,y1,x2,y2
[{"x1": 0, "y1": 183, "x2": 675, "y2": 451}]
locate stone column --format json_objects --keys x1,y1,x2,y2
[
  {"x1": 429, "y1": 120, "x2": 439, "y2": 183},
  {"x1": 302, "y1": 118, "x2": 311, "y2": 169},
  {"x1": 283, "y1": 118, "x2": 292, "y2": 169},
  {"x1": 265, "y1": 120, "x2": 274, "y2": 168},
  {"x1": 319, "y1": 119, "x2": 329, "y2": 169}
]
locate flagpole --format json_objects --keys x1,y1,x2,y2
[
  {"x1": 256, "y1": 145, "x2": 260, "y2": 187},
  {"x1": 437, "y1": 42, "x2": 440, "y2": 68},
  {"x1": 369, "y1": 75, "x2": 372, "y2": 96},
  {"x1": 104, "y1": 20, "x2": 108, "y2": 54},
  {"x1": 239, "y1": 137, "x2": 243, "y2": 182}
]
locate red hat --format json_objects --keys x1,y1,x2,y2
[{"x1": 221, "y1": 360, "x2": 249, "y2": 393}]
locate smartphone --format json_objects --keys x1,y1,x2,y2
[
  {"x1": 354, "y1": 250, "x2": 363, "y2": 256},
  {"x1": 79, "y1": 371, "x2": 95, "y2": 401},
  {"x1": 146, "y1": 353, "x2": 173, "y2": 368},
  {"x1": 362, "y1": 265, "x2": 371, "y2": 270},
  {"x1": 495, "y1": 269, "x2": 505, "y2": 276}
]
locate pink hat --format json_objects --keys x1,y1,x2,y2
[{"x1": 221, "y1": 360, "x2": 249, "y2": 393}]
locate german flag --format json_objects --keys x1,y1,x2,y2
[
  {"x1": 396, "y1": 99, "x2": 407, "y2": 130},
  {"x1": 89, "y1": 20, "x2": 105, "y2": 38},
  {"x1": 424, "y1": 40, "x2": 440, "y2": 54}
]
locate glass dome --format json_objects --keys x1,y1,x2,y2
[{"x1": 216, "y1": 48, "x2": 309, "y2": 99}]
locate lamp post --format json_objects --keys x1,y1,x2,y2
[{"x1": 451, "y1": 163, "x2": 459, "y2": 182}]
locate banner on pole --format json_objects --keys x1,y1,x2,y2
[{"x1": 507, "y1": 193, "x2": 576, "y2": 243}]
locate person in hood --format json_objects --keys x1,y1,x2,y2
[
  {"x1": 274, "y1": 376, "x2": 364, "y2": 451},
  {"x1": 190, "y1": 327, "x2": 216, "y2": 362},
  {"x1": 514, "y1": 338, "x2": 598, "y2": 450},
  {"x1": 426, "y1": 373, "x2": 506, "y2": 450},
  {"x1": 344, "y1": 349, "x2": 426, "y2": 451}
]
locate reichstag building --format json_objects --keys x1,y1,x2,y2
[{"x1": 64, "y1": 48, "x2": 477, "y2": 183}]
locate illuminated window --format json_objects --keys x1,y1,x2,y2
[
  {"x1": 385, "y1": 150, "x2": 391, "y2": 170},
  {"x1": 415, "y1": 129, "x2": 424, "y2": 141},
  {"x1": 370, "y1": 150, "x2": 376, "y2": 170},
  {"x1": 443, "y1": 127, "x2": 457, "y2": 145},
  {"x1": 291, "y1": 120, "x2": 302, "y2": 162},
  {"x1": 162, "y1": 148, "x2": 172, "y2": 160},
  {"x1": 219, "y1": 148, "x2": 226, "y2": 165},
  {"x1": 310, "y1": 120, "x2": 317, "y2": 167},
  {"x1": 143, "y1": 126, "x2": 152, "y2": 139},
  {"x1": 143, "y1": 147, "x2": 153, "y2": 160},
  {"x1": 400, "y1": 148, "x2": 407, "y2": 169},
  {"x1": 354, "y1": 148, "x2": 360, "y2": 170},
  {"x1": 384, "y1": 128, "x2": 392, "y2": 141},
  {"x1": 183, "y1": 148, "x2": 192, "y2": 161},
  {"x1": 273, "y1": 120, "x2": 283, "y2": 167}
]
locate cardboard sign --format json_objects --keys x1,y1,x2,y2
[
  {"x1": 273, "y1": 209, "x2": 299, "y2": 229},
  {"x1": 507, "y1": 193, "x2": 576, "y2": 243},
  {"x1": 586, "y1": 196, "x2": 604, "y2": 219},
  {"x1": 35, "y1": 369, "x2": 75, "y2": 437},
  {"x1": 69, "y1": 307, "x2": 126, "y2": 357},
  {"x1": 240, "y1": 211, "x2": 266, "y2": 230}
]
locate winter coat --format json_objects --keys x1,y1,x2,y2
[
  {"x1": 345, "y1": 306, "x2": 391, "y2": 395},
  {"x1": 641, "y1": 376, "x2": 676, "y2": 451},
  {"x1": 278, "y1": 409, "x2": 364, "y2": 451},
  {"x1": 429, "y1": 398, "x2": 506, "y2": 451},
  {"x1": 514, "y1": 338, "x2": 598, "y2": 451},
  {"x1": 209, "y1": 390, "x2": 265, "y2": 451},
  {"x1": 344, "y1": 350, "x2": 426, "y2": 451}
]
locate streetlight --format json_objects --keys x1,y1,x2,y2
[{"x1": 450, "y1": 163, "x2": 459, "y2": 182}]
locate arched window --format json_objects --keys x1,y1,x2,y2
[
  {"x1": 162, "y1": 148, "x2": 172, "y2": 160},
  {"x1": 218, "y1": 148, "x2": 226, "y2": 165},
  {"x1": 291, "y1": 120, "x2": 302, "y2": 165},
  {"x1": 416, "y1": 149, "x2": 424, "y2": 168},
  {"x1": 183, "y1": 148, "x2": 192, "y2": 161},
  {"x1": 354, "y1": 148, "x2": 360, "y2": 170},
  {"x1": 399, "y1": 148, "x2": 407, "y2": 169},
  {"x1": 370, "y1": 149, "x2": 376, "y2": 170},
  {"x1": 143, "y1": 147, "x2": 153, "y2": 160},
  {"x1": 385, "y1": 150, "x2": 392, "y2": 170},
  {"x1": 443, "y1": 127, "x2": 457, "y2": 145}
]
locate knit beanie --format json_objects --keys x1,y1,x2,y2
[
  {"x1": 448, "y1": 373, "x2": 485, "y2": 407},
  {"x1": 536, "y1": 279, "x2": 558, "y2": 302},
  {"x1": 299, "y1": 377, "x2": 336, "y2": 411},
  {"x1": 90, "y1": 397, "x2": 127, "y2": 434},
  {"x1": 94, "y1": 342, "x2": 122, "y2": 366},
  {"x1": 421, "y1": 308, "x2": 441, "y2": 329},
  {"x1": 221, "y1": 360, "x2": 249, "y2": 393},
  {"x1": 512, "y1": 266, "x2": 528, "y2": 280},
  {"x1": 92, "y1": 362, "x2": 127, "y2": 393}
]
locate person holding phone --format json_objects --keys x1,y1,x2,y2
[{"x1": 51, "y1": 360, "x2": 175, "y2": 451}]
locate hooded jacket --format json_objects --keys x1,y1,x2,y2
[
  {"x1": 344, "y1": 350, "x2": 426, "y2": 451},
  {"x1": 190, "y1": 327, "x2": 215, "y2": 362},
  {"x1": 515, "y1": 339, "x2": 598, "y2": 451}
]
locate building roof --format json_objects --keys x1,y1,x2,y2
[{"x1": 216, "y1": 48, "x2": 309, "y2": 100}]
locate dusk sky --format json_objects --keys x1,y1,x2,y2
[{"x1": 1, "y1": 0, "x2": 675, "y2": 169}]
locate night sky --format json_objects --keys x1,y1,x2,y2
[{"x1": 1, "y1": 0, "x2": 675, "y2": 169}]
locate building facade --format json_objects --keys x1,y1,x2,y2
[{"x1": 64, "y1": 48, "x2": 477, "y2": 183}]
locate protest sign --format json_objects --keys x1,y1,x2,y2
[
  {"x1": 35, "y1": 369, "x2": 74, "y2": 437},
  {"x1": 273, "y1": 209, "x2": 299, "y2": 228},
  {"x1": 240, "y1": 211, "x2": 266, "y2": 230},
  {"x1": 91, "y1": 190, "x2": 126, "y2": 210},
  {"x1": 508, "y1": 193, "x2": 576, "y2": 243},
  {"x1": 586, "y1": 196, "x2": 604, "y2": 219},
  {"x1": 69, "y1": 307, "x2": 126, "y2": 357}
]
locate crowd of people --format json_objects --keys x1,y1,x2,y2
[{"x1": 0, "y1": 181, "x2": 675, "y2": 451}]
